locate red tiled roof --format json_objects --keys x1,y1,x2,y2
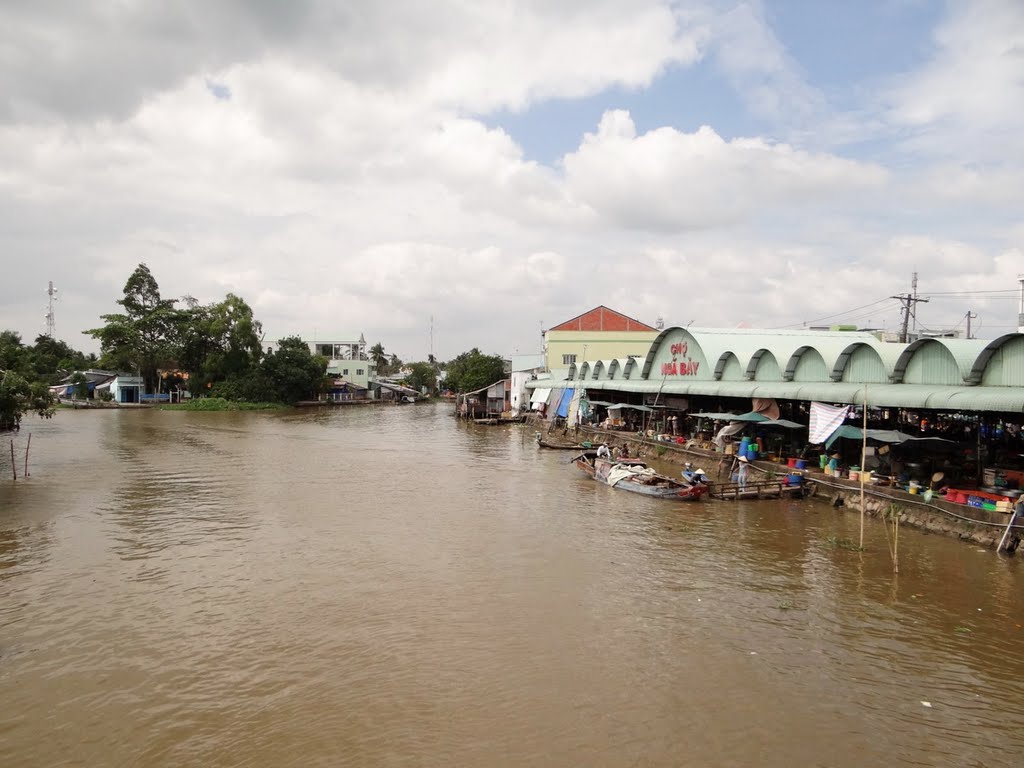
[{"x1": 548, "y1": 305, "x2": 657, "y2": 333}]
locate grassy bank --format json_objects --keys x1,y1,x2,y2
[{"x1": 158, "y1": 398, "x2": 289, "y2": 412}]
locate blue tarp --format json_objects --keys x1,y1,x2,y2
[{"x1": 555, "y1": 388, "x2": 573, "y2": 418}]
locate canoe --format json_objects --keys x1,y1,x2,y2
[
  {"x1": 572, "y1": 452, "x2": 708, "y2": 501},
  {"x1": 536, "y1": 437, "x2": 588, "y2": 450}
]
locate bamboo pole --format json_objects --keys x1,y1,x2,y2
[
  {"x1": 24, "y1": 433, "x2": 31, "y2": 477},
  {"x1": 860, "y1": 385, "x2": 867, "y2": 549},
  {"x1": 893, "y1": 503, "x2": 899, "y2": 574}
]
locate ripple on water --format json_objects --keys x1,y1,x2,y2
[{"x1": 2, "y1": 405, "x2": 1024, "y2": 767}]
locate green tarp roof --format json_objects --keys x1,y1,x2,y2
[
  {"x1": 692, "y1": 412, "x2": 805, "y2": 429},
  {"x1": 824, "y1": 426, "x2": 955, "y2": 449}
]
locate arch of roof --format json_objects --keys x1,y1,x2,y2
[
  {"x1": 971, "y1": 334, "x2": 1024, "y2": 385},
  {"x1": 892, "y1": 338, "x2": 988, "y2": 384},
  {"x1": 786, "y1": 346, "x2": 830, "y2": 382},
  {"x1": 622, "y1": 357, "x2": 641, "y2": 379},
  {"x1": 748, "y1": 349, "x2": 783, "y2": 380},
  {"x1": 591, "y1": 360, "x2": 607, "y2": 380},
  {"x1": 640, "y1": 327, "x2": 712, "y2": 381},
  {"x1": 566, "y1": 362, "x2": 578, "y2": 380},
  {"x1": 830, "y1": 340, "x2": 902, "y2": 382},
  {"x1": 577, "y1": 361, "x2": 591, "y2": 381},
  {"x1": 714, "y1": 351, "x2": 745, "y2": 381}
]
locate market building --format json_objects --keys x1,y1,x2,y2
[{"x1": 528, "y1": 325, "x2": 1024, "y2": 501}]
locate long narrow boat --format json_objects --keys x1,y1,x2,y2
[
  {"x1": 572, "y1": 452, "x2": 709, "y2": 501},
  {"x1": 536, "y1": 434, "x2": 588, "y2": 450}
]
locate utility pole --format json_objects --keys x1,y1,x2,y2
[
  {"x1": 966, "y1": 310, "x2": 977, "y2": 340},
  {"x1": 44, "y1": 281, "x2": 57, "y2": 337},
  {"x1": 1018, "y1": 275, "x2": 1024, "y2": 333},
  {"x1": 891, "y1": 273, "x2": 928, "y2": 343}
]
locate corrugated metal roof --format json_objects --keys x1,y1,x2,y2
[{"x1": 561, "y1": 379, "x2": 1024, "y2": 412}]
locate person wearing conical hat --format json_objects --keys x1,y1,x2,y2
[{"x1": 737, "y1": 454, "x2": 750, "y2": 488}]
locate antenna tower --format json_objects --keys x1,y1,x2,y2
[{"x1": 45, "y1": 281, "x2": 58, "y2": 337}]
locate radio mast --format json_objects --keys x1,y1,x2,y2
[{"x1": 45, "y1": 281, "x2": 58, "y2": 337}]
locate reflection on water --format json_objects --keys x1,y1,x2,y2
[{"x1": 1, "y1": 403, "x2": 1023, "y2": 767}]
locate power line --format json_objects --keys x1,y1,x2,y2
[
  {"x1": 924, "y1": 289, "x2": 1017, "y2": 296},
  {"x1": 769, "y1": 296, "x2": 894, "y2": 329}
]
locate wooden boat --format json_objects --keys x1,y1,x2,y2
[
  {"x1": 572, "y1": 452, "x2": 709, "y2": 501},
  {"x1": 536, "y1": 433, "x2": 588, "y2": 450}
]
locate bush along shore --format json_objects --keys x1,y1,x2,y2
[{"x1": 158, "y1": 398, "x2": 289, "y2": 412}]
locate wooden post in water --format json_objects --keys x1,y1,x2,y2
[
  {"x1": 860, "y1": 385, "x2": 867, "y2": 550},
  {"x1": 9, "y1": 439, "x2": 16, "y2": 481},
  {"x1": 24, "y1": 433, "x2": 31, "y2": 477},
  {"x1": 893, "y1": 502, "x2": 899, "y2": 574}
]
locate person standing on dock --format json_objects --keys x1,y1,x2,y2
[{"x1": 736, "y1": 455, "x2": 750, "y2": 488}]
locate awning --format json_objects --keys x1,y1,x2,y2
[
  {"x1": 608, "y1": 404, "x2": 653, "y2": 412},
  {"x1": 556, "y1": 380, "x2": 1024, "y2": 413},
  {"x1": 692, "y1": 411, "x2": 804, "y2": 429},
  {"x1": 530, "y1": 387, "x2": 552, "y2": 404},
  {"x1": 824, "y1": 426, "x2": 956, "y2": 449}
]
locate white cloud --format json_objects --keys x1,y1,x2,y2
[
  {"x1": 882, "y1": 0, "x2": 1024, "y2": 159},
  {"x1": 0, "y1": 0, "x2": 1021, "y2": 361},
  {"x1": 562, "y1": 111, "x2": 887, "y2": 232}
]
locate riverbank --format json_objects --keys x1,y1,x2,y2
[
  {"x1": 158, "y1": 397, "x2": 289, "y2": 412},
  {"x1": 566, "y1": 421, "x2": 1024, "y2": 550}
]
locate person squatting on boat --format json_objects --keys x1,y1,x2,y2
[{"x1": 681, "y1": 463, "x2": 710, "y2": 485}]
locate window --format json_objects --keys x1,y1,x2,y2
[
  {"x1": 562, "y1": 354, "x2": 577, "y2": 365},
  {"x1": 342, "y1": 369, "x2": 349, "y2": 375},
  {"x1": 356, "y1": 369, "x2": 364, "y2": 375}
]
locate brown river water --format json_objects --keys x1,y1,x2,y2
[{"x1": 2, "y1": 402, "x2": 1023, "y2": 767}]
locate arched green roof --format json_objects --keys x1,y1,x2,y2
[
  {"x1": 575, "y1": 326, "x2": 1024, "y2": 412},
  {"x1": 893, "y1": 338, "x2": 990, "y2": 384}
]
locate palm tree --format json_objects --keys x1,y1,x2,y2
[{"x1": 369, "y1": 342, "x2": 387, "y2": 372}]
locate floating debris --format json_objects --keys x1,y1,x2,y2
[{"x1": 921, "y1": 701, "x2": 932, "y2": 708}]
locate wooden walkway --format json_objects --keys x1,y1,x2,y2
[{"x1": 709, "y1": 480, "x2": 808, "y2": 500}]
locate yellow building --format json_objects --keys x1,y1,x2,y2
[{"x1": 543, "y1": 306, "x2": 659, "y2": 371}]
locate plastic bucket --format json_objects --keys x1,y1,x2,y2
[
  {"x1": 795, "y1": 459, "x2": 807, "y2": 470},
  {"x1": 787, "y1": 458, "x2": 798, "y2": 468},
  {"x1": 746, "y1": 445, "x2": 758, "y2": 460},
  {"x1": 849, "y1": 471, "x2": 859, "y2": 482},
  {"x1": 908, "y1": 486, "x2": 919, "y2": 495}
]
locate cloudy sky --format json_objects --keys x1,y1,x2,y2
[{"x1": 2, "y1": 0, "x2": 1023, "y2": 361}]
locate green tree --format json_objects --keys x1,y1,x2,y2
[
  {"x1": 404, "y1": 361, "x2": 437, "y2": 394},
  {"x1": 0, "y1": 331, "x2": 30, "y2": 377},
  {"x1": 0, "y1": 370, "x2": 53, "y2": 431},
  {"x1": 259, "y1": 336, "x2": 326, "y2": 403},
  {"x1": 86, "y1": 264, "x2": 178, "y2": 393},
  {"x1": 369, "y1": 342, "x2": 387, "y2": 373},
  {"x1": 444, "y1": 348, "x2": 506, "y2": 393},
  {"x1": 29, "y1": 335, "x2": 94, "y2": 383},
  {"x1": 178, "y1": 294, "x2": 263, "y2": 393}
]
